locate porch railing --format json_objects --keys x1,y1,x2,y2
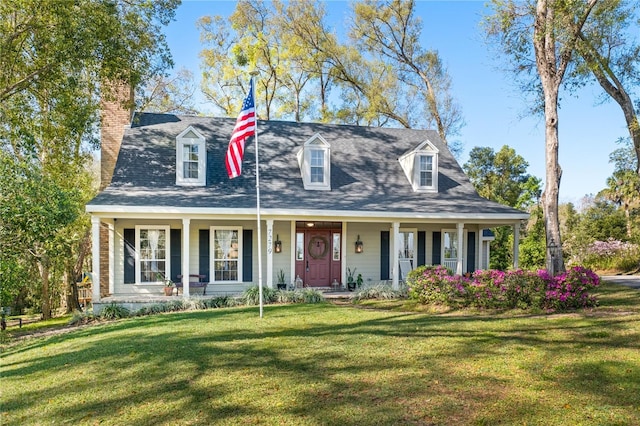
[{"x1": 443, "y1": 258, "x2": 462, "y2": 272}]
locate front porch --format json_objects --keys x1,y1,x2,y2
[{"x1": 89, "y1": 214, "x2": 525, "y2": 311}]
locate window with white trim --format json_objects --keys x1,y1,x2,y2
[
  {"x1": 135, "y1": 226, "x2": 170, "y2": 283},
  {"x1": 211, "y1": 227, "x2": 243, "y2": 282},
  {"x1": 418, "y1": 154, "x2": 434, "y2": 188},
  {"x1": 310, "y1": 149, "x2": 325, "y2": 183},
  {"x1": 297, "y1": 133, "x2": 331, "y2": 190},
  {"x1": 176, "y1": 126, "x2": 206, "y2": 186},
  {"x1": 399, "y1": 139, "x2": 439, "y2": 192}
]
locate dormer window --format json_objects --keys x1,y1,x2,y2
[
  {"x1": 310, "y1": 149, "x2": 325, "y2": 183},
  {"x1": 297, "y1": 133, "x2": 331, "y2": 190},
  {"x1": 418, "y1": 154, "x2": 434, "y2": 187},
  {"x1": 399, "y1": 139, "x2": 439, "y2": 192},
  {"x1": 176, "y1": 126, "x2": 206, "y2": 186}
]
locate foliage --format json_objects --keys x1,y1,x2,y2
[
  {"x1": 519, "y1": 205, "x2": 546, "y2": 269},
  {"x1": 100, "y1": 303, "x2": 130, "y2": 320},
  {"x1": 564, "y1": 200, "x2": 628, "y2": 263},
  {"x1": 346, "y1": 267, "x2": 357, "y2": 283},
  {"x1": 463, "y1": 144, "x2": 542, "y2": 269},
  {"x1": 575, "y1": 238, "x2": 640, "y2": 272},
  {"x1": 464, "y1": 145, "x2": 542, "y2": 210},
  {"x1": 197, "y1": 0, "x2": 464, "y2": 147},
  {"x1": 486, "y1": 0, "x2": 606, "y2": 275},
  {"x1": 351, "y1": 283, "x2": 407, "y2": 301},
  {"x1": 407, "y1": 265, "x2": 600, "y2": 312},
  {"x1": 68, "y1": 310, "x2": 96, "y2": 326},
  {"x1": 138, "y1": 68, "x2": 199, "y2": 114},
  {"x1": 0, "y1": 0, "x2": 179, "y2": 318},
  {"x1": 571, "y1": 2, "x2": 640, "y2": 174}
]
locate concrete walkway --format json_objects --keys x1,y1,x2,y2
[{"x1": 600, "y1": 275, "x2": 640, "y2": 289}]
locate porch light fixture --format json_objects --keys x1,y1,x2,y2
[
  {"x1": 547, "y1": 237, "x2": 558, "y2": 276},
  {"x1": 274, "y1": 235, "x2": 282, "y2": 253},
  {"x1": 355, "y1": 235, "x2": 363, "y2": 253}
]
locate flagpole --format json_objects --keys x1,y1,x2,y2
[{"x1": 250, "y1": 71, "x2": 264, "y2": 318}]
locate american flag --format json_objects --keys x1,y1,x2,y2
[{"x1": 225, "y1": 79, "x2": 256, "y2": 179}]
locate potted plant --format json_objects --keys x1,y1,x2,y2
[
  {"x1": 163, "y1": 279, "x2": 175, "y2": 296},
  {"x1": 356, "y1": 273, "x2": 364, "y2": 289},
  {"x1": 347, "y1": 267, "x2": 357, "y2": 291},
  {"x1": 276, "y1": 269, "x2": 287, "y2": 290}
]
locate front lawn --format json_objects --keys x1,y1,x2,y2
[{"x1": 1, "y1": 282, "x2": 639, "y2": 425}]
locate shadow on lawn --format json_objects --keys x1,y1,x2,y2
[{"x1": 2, "y1": 285, "x2": 640, "y2": 425}]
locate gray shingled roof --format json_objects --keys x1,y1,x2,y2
[{"x1": 88, "y1": 113, "x2": 526, "y2": 217}]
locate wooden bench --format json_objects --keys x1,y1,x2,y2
[{"x1": 175, "y1": 274, "x2": 207, "y2": 295}]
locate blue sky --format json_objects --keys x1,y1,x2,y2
[{"x1": 164, "y1": 0, "x2": 631, "y2": 205}]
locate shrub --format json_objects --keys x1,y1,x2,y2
[
  {"x1": 407, "y1": 266, "x2": 600, "y2": 312},
  {"x1": 407, "y1": 265, "x2": 464, "y2": 306},
  {"x1": 579, "y1": 238, "x2": 640, "y2": 272},
  {"x1": 539, "y1": 266, "x2": 600, "y2": 311},
  {"x1": 242, "y1": 286, "x2": 279, "y2": 306},
  {"x1": 352, "y1": 283, "x2": 407, "y2": 301},
  {"x1": 69, "y1": 310, "x2": 95, "y2": 325},
  {"x1": 100, "y1": 302, "x2": 130, "y2": 319},
  {"x1": 300, "y1": 289, "x2": 325, "y2": 304}
]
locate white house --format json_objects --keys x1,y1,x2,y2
[{"x1": 87, "y1": 104, "x2": 528, "y2": 305}]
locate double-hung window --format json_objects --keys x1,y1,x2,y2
[
  {"x1": 136, "y1": 226, "x2": 170, "y2": 283},
  {"x1": 211, "y1": 227, "x2": 242, "y2": 282},
  {"x1": 298, "y1": 133, "x2": 331, "y2": 190},
  {"x1": 310, "y1": 149, "x2": 325, "y2": 183},
  {"x1": 176, "y1": 126, "x2": 206, "y2": 186},
  {"x1": 399, "y1": 140, "x2": 439, "y2": 192},
  {"x1": 418, "y1": 155, "x2": 434, "y2": 187}
]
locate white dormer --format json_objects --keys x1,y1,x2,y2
[
  {"x1": 176, "y1": 126, "x2": 206, "y2": 186},
  {"x1": 399, "y1": 140, "x2": 439, "y2": 192},
  {"x1": 297, "y1": 133, "x2": 331, "y2": 191}
]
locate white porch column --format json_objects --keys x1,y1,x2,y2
[
  {"x1": 107, "y1": 220, "x2": 115, "y2": 294},
  {"x1": 513, "y1": 223, "x2": 520, "y2": 269},
  {"x1": 341, "y1": 222, "x2": 348, "y2": 287},
  {"x1": 182, "y1": 218, "x2": 191, "y2": 297},
  {"x1": 290, "y1": 221, "x2": 297, "y2": 286},
  {"x1": 392, "y1": 222, "x2": 400, "y2": 290},
  {"x1": 91, "y1": 216, "x2": 101, "y2": 304},
  {"x1": 456, "y1": 222, "x2": 465, "y2": 275},
  {"x1": 478, "y1": 230, "x2": 484, "y2": 271},
  {"x1": 266, "y1": 219, "x2": 274, "y2": 288}
]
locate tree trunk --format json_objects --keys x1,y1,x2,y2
[
  {"x1": 38, "y1": 255, "x2": 51, "y2": 320},
  {"x1": 541, "y1": 89, "x2": 565, "y2": 275},
  {"x1": 534, "y1": 0, "x2": 565, "y2": 274}
]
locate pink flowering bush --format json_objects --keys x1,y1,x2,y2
[
  {"x1": 539, "y1": 266, "x2": 600, "y2": 311},
  {"x1": 579, "y1": 238, "x2": 640, "y2": 271},
  {"x1": 407, "y1": 265, "x2": 600, "y2": 312}
]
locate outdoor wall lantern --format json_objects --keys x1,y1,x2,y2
[
  {"x1": 274, "y1": 235, "x2": 282, "y2": 253},
  {"x1": 547, "y1": 237, "x2": 558, "y2": 276},
  {"x1": 355, "y1": 235, "x2": 363, "y2": 253}
]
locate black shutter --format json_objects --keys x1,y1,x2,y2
[
  {"x1": 199, "y1": 229, "x2": 210, "y2": 282},
  {"x1": 124, "y1": 228, "x2": 135, "y2": 284},
  {"x1": 243, "y1": 229, "x2": 253, "y2": 282},
  {"x1": 170, "y1": 229, "x2": 182, "y2": 282},
  {"x1": 380, "y1": 231, "x2": 390, "y2": 280},
  {"x1": 432, "y1": 232, "x2": 441, "y2": 265},
  {"x1": 417, "y1": 231, "x2": 426, "y2": 267},
  {"x1": 467, "y1": 231, "x2": 476, "y2": 273}
]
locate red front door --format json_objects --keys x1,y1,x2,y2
[{"x1": 306, "y1": 230, "x2": 331, "y2": 287}]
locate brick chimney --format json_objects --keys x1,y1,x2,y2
[
  {"x1": 99, "y1": 82, "x2": 134, "y2": 296},
  {"x1": 100, "y1": 83, "x2": 134, "y2": 189}
]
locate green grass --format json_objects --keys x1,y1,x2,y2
[{"x1": 1, "y1": 282, "x2": 640, "y2": 425}]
